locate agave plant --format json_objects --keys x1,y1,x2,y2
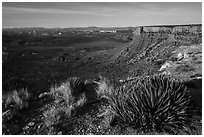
[{"x1": 109, "y1": 74, "x2": 194, "y2": 134}]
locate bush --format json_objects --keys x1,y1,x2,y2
[
  {"x1": 3, "y1": 78, "x2": 30, "y2": 109},
  {"x1": 47, "y1": 77, "x2": 87, "y2": 114},
  {"x1": 94, "y1": 76, "x2": 114, "y2": 100},
  {"x1": 41, "y1": 77, "x2": 88, "y2": 134},
  {"x1": 3, "y1": 88, "x2": 30, "y2": 109},
  {"x1": 2, "y1": 88, "x2": 30, "y2": 123},
  {"x1": 108, "y1": 74, "x2": 194, "y2": 134},
  {"x1": 50, "y1": 77, "x2": 86, "y2": 106},
  {"x1": 50, "y1": 83, "x2": 74, "y2": 106}
]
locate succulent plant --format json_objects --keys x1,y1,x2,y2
[{"x1": 109, "y1": 74, "x2": 194, "y2": 133}]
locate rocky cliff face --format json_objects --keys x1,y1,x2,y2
[
  {"x1": 134, "y1": 24, "x2": 202, "y2": 35},
  {"x1": 112, "y1": 24, "x2": 202, "y2": 107},
  {"x1": 114, "y1": 24, "x2": 202, "y2": 64}
]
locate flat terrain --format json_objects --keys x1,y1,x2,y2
[{"x1": 3, "y1": 38, "x2": 128, "y2": 95}]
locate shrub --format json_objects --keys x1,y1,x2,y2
[
  {"x1": 50, "y1": 83, "x2": 74, "y2": 106},
  {"x1": 41, "y1": 77, "x2": 88, "y2": 134},
  {"x1": 50, "y1": 77, "x2": 86, "y2": 106},
  {"x1": 3, "y1": 78, "x2": 30, "y2": 109},
  {"x1": 94, "y1": 76, "x2": 114, "y2": 100},
  {"x1": 2, "y1": 78, "x2": 31, "y2": 123},
  {"x1": 2, "y1": 88, "x2": 30, "y2": 123},
  {"x1": 47, "y1": 77, "x2": 87, "y2": 119},
  {"x1": 108, "y1": 74, "x2": 194, "y2": 134},
  {"x1": 4, "y1": 88, "x2": 30, "y2": 109}
]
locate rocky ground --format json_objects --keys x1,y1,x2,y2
[
  {"x1": 158, "y1": 44, "x2": 202, "y2": 108},
  {"x1": 2, "y1": 25, "x2": 202, "y2": 135}
]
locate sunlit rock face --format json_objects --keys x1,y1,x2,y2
[
  {"x1": 113, "y1": 24, "x2": 202, "y2": 109},
  {"x1": 134, "y1": 24, "x2": 202, "y2": 35}
]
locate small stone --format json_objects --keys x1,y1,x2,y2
[
  {"x1": 38, "y1": 125, "x2": 42, "y2": 129},
  {"x1": 23, "y1": 126, "x2": 29, "y2": 130},
  {"x1": 57, "y1": 131, "x2": 62, "y2": 135},
  {"x1": 28, "y1": 122, "x2": 35, "y2": 126}
]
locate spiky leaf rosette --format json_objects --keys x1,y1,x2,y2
[
  {"x1": 109, "y1": 74, "x2": 194, "y2": 134},
  {"x1": 68, "y1": 77, "x2": 85, "y2": 98}
]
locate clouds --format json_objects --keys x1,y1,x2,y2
[
  {"x1": 2, "y1": 2, "x2": 202, "y2": 28},
  {"x1": 3, "y1": 6, "x2": 114, "y2": 17}
]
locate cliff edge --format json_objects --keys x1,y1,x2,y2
[{"x1": 112, "y1": 24, "x2": 202, "y2": 107}]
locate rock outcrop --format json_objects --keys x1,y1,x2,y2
[
  {"x1": 134, "y1": 24, "x2": 202, "y2": 35},
  {"x1": 114, "y1": 24, "x2": 202, "y2": 64},
  {"x1": 113, "y1": 24, "x2": 202, "y2": 108}
]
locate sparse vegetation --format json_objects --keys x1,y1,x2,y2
[
  {"x1": 2, "y1": 25, "x2": 202, "y2": 135},
  {"x1": 3, "y1": 88, "x2": 30, "y2": 109},
  {"x1": 42, "y1": 105, "x2": 71, "y2": 135},
  {"x1": 39, "y1": 77, "x2": 89, "y2": 134},
  {"x1": 49, "y1": 77, "x2": 88, "y2": 109},
  {"x1": 94, "y1": 76, "x2": 114, "y2": 100},
  {"x1": 2, "y1": 88, "x2": 31, "y2": 124}
]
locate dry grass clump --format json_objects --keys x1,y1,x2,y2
[
  {"x1": 3, "y1": 78, "x2": 30, "y2": 109},
  {"x1": 2, "y1": 88, "x2": 31, "y2": 123},
  {"x1": 41, "y1": 93, "x2": 87, "y2": 135},
  {"x1": 94, "y1": 76, "x2": 114, "y2": 100},
  {"x1": 49, "y1": 77, "x2": 86, "y2": 106},
  {"x1": 108, "y1": 74, "x2": 195, "y2": 134},
  {"x1": 41, "y1": 76, "x2": 117, "y2": 134},
  {"x1": 2, "y1": 78, "x2": 31, "y2": 123},
  {"x1": 3, "y1": 88, "x2": 30, "y2": 109},
  {"x1": 40, "y1": 77, "x2": 88, "y2": 134}
]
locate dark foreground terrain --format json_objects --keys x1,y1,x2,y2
[{"x1": 2, "y1": 25, "x2": 202, "y2": 135}]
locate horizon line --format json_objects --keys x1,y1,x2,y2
[{"x1": 2, "y1": 23, "x2": 202, "y2": 29}]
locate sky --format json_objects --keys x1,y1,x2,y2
[{"x1": 2, "y1": 2, "x2": 202, "y2": 28}]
